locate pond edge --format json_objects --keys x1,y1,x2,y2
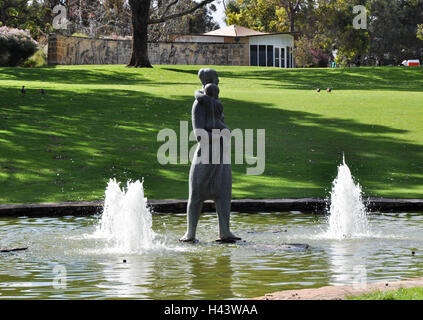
[{"x1": 0, "y1": 198, "x2": 422, "y2": 217}]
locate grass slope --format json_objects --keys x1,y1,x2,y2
[
  {"x1": 0, "y1": 65, "x2": 422, "y2": 203},
  {"x1": 348, "y1": 287, "x2": 423, "y2": 300}
]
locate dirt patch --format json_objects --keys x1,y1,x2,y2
[{"x1": 252, "y1": 277, "x2": 423, "y2": 300}]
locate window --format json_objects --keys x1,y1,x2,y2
[
  {"x1": 275, "y1": 47, "x2": 280, "y2": 68},
  {"x1": 251, "y1": 44, "x2": 289, "y2": 68},
  {"x1": 259, "y1": 45, "x2": 266, "y2": 66},
  {"x1": 250, "y1": 45, "x2": 258, "y2": 66},
  {"x1": 281, "y1": 48, "x2": 285, "y2": 68},
  {"x1": 287, "y1": 46, "x2": 291, "y2": 68},
  {"x1": 267, "y1": 45, "x2": 273, "y2": 67}
]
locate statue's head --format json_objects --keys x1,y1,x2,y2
[
  {"x1": 198, "y1": 68, "x2": 219, "y2": 87},
  {"x1": 204, "y1": 83, "x2": 220, "y2": 99}
]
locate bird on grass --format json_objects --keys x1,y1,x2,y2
[
  {"x1": 327, "y1": 87, "x2": 332, "y2": 93},
  {"x1": 316, "y1": 88, "x2": 321, "y2": 92},
  {"x1": 21, "y1": 86, "x2": 26, "y2": 94}
]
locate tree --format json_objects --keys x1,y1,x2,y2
[
  {"x1": 64, "y1": 0, "x2": 131, "y2": 38},
  {"x1": 225, "y1": 0, "x2": 308, "y2": 32},
  {"x1": 226, "y1": 0, "x2": 283, "y2": 32},
  {"x1": 368, "y1": 0, "x2": 423, "y2": 65},
  {"x1": 294, "y1": 34, "x2": 330, "y2": 67},
  {"x1": 148, "y1": 0, "x2": 219, "y2": 42},
  {"x1": 127, "y1": 0, "x2": 215, "y2": 68},
  {"x1": 277, "y1": 0, "x2": 306, "y2": 32},
  {"x1": 311, "y1": 0, "x2": 370, "y2": 66},
  {"x1": 0, "y1": 0, "x2": 52, "y2": 38}
]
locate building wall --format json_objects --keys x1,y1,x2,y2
[
  {"x1": 223, "y1": 37, "x2": 250, "y2": 65},
  {"x1": 149, "y1": 42, "x2": 247, "y2": 66},
  {"x1": 249, "y1": 34, "x2": 294, "y2": 47},
  {"x1": 48, "y1": 34, "x2": 247, "y2": 66},
  {"x1": 48, "y1": 34, "x2": 131, "y2": 65}
]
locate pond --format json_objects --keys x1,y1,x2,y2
[{"x1": 0, "y1": 212, "x2": 422, "y2": 299}]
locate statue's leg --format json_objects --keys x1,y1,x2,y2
[
  {"x1": 180, "y1": 196, "x2": 203, "y2": 242},
  {"x1": 180, "y1": 163, "x2": 206, "y2": 242},
  {"x1": 215, "y1": 165, "x2": 241, "y2": 242}
]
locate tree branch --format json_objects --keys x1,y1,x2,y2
[
  {"x1": 294, "y1": 0, "x2": 301, "y2": 12},
  {"x1": 147, "y1": 0, "x2": 214, "y2": 24},
  {"x1": 162, "y1": 0, "x2": 180, "y2": 16}
]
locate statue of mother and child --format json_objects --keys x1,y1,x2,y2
[{"x1": 180, "y1": 68, "x2": 241, "y2": 243}]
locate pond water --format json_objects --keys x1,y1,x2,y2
[{"x1": 0, "y1": 212, "x2": 422, "y2": 299}]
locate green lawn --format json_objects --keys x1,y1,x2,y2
[
  {"x1": 348, "y1": 287, "x2": 423, "y2": 300},
  {"x1": 0, "y1": 65, "x2": 423, "y2": 204}
]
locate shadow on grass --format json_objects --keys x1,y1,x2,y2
[
  {"x1": 162, "y1": 66, "x2": 423, "y2": 91},
  {"x1": 1, "y1": 84, "x2": 423, "y2": 203},
  {"x1": 0, "y1": 65, "x2": 156, "y2": 85}
]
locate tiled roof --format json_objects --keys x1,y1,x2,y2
[{"x1": 203, "y1": 25, "x2": 267, "y2": 37}]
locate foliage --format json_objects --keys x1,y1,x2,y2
[
  {"x1": 0, "y1": 0, "x2": 53, "y2": 39},
  {"x1": 148, "y1": 0, "x2": 219, "y2": 41},
  {"x1": 294, "y1": 35, "x2": 330, "y2": 67},
  {"x1": 0, "y1": 26, "x2": 38, "y2": 66},
  {"x1": 22, "y1": 46, "x2": 47, "y2": 67},
  {"x1": 226, "y1": 0, "x2": 285, "y2": 32},
  {"x1": 311, "y1": 0, "x2": 370, "y2": 67},
  {"x1": 418, "y1": 24, "x2": 423, "y2": 40},
  {"x1": 0, "y1": 0, "x2": 218, "y2": 41},
  {"x1": 65, "y1": 0, "x2": 132, "y2": 38},
  {"x1": 369, "y1": 0, "x2": 423, "y2": 65},
  {"x1": 225, "y1": 0, "x2": 308, "y2": 32},
  {"x1": 227, "y1": 0, "x2": 423, "y2": 67}
]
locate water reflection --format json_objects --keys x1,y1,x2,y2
[
  {"x1": 187, "y1": 253, "x2": 234, "y2": 299},
  {"x1": 329, "y1": 240, "x2": 367, "y2": 287},
  {"x1": 98, "y1": 258, "x2": 155, "y2": 299}
]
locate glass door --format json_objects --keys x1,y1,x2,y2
[{"x1": 275, "y1": 47, "x2": 280, "y2": 67}]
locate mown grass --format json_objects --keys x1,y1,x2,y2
[
  {"x1": 0, "y1": 65, "x2": 423, "y2": 203},
  {"x1": 348, "y1": 287, "x2": 423, "y2": 300}
]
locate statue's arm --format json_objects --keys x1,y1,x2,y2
[
  {"x1": 192, "y1": 101, "x2": 209, "y2": 142},
  {"x1": 216, "y1": 100, "x2": 225, "y2": 122},
  {"x1": 215, "y1": 100, "x2": 231, "y2": 131},
  {"x1": 194, "y1": 89, "x2": 204, "y2": 101},
  {"x1": 194, "y1": 90, "x2": 213, "y2": 105}
]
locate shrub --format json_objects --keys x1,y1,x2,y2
[
  {"x1": 295, "y1": 35, "x2": 331, "y2": 68},
  {"x1": 22, "y1": 46, "x2": 47, "y2": 68},
  {"x1": 418, "y1": 24, "x2": 423, "y2": 41},
  {"x1": 0, "y1": 26, "x2": 38, "y2": 67}
]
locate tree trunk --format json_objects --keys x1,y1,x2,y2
[
  {"x1": 127, "y1": 0, "x2": 153, "y2": 68},
  {"x1": 289, "y1": 9, "x2": 295, "y2": 32},
  {"x1": 1, "y1": 7, "x2": 7, "y2": 25}
]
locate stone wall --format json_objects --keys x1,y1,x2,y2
[
  {"x1": 48, "y1": 34, "x2": 131, "y2": 65},
  {"x1": 48, "y1": 34, "x2": 248, "y2": 66}
]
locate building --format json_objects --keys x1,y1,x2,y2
[
  {"x1": 47, "y1": 25, "x2": 295, "y2": 67},
  {"x1": 175, "y1": 25, "x2": 296, "y2": 68}
]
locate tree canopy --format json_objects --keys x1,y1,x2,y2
[
  {"x1": 226, "y1": 0, "x2": 423, "y2": 66},
  {"x1": 2, "y1": 0, "x2": 422, "y2": 67}
]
